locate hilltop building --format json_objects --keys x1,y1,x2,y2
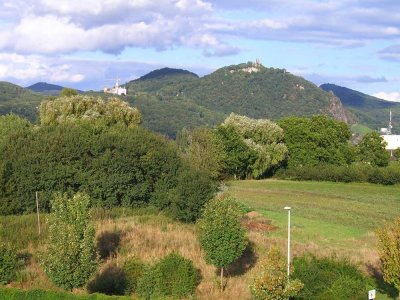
[
  {"x1": 103, "y1": 79, "x2": 127, "y2": 96},
  {"x1": 380, "y1": 110, "x2": 400, "y2": 156}
]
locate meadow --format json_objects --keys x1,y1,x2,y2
[{"x1": 1, "y1": 180, "x2": 399, "y2": 299}]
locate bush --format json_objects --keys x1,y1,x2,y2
[
  {"x1": 122, "y1": 257, "x2": 146, "y2": 295},
  {"x1": 137, "y1": 253, "x2": 200, "y2": 299},
  {"x1": 0, "y1": 243, "x2": 18, "y2": 284},
  {"x1": 275, "y1": 164, "x2": 400, "y2": 185},
  {"x1": 292, "y1": 254, "x2": 373, "y2": 300},
  {"x1": 87, "y1": 263, "x2": 127, "y2": 296}
]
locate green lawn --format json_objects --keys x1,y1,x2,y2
[{"x1": 228, "y1": 179, "x2": 400, "y2": 256}]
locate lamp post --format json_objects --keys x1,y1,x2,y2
[{"x1": 284, "y1": 206, "x2": 291, "y2": 276}]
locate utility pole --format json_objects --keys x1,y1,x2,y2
[
  {"x1": 284, "y1": 206, "x2": 291, "y2": 276},
  {"x1": 36, "y1": 191, "x2": 41, "y2": 235}
]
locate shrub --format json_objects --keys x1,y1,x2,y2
[
  {"x1": 137, "y1": 253, "x2": 200, "y2": 299},
  {"x1": 87, "y1": 263, "x2": 127, "y2": 296},
  {"x1": 250, "y1": 246, "x2": 303, "y2": 300},
  {"x1": 0, "y1": 243, "x2": 18, "y2": 284},
  {"x1": 122, "y1": 257, "x2": 146, "y2": 295},
  {"x1": 291, "y1": 254, "x2": 372, "y2": 300}
]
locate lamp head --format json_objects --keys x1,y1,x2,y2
[{"x1": 284, "y1": 206, "x2": 291, "y2": 210}]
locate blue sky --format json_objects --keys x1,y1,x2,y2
[{"x1": 0, "y1": 0, "x2": 399, "y2": 101}]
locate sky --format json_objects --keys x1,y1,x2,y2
[{"x1": 0, "y1": 0, "x2": 399, "y2": 101}]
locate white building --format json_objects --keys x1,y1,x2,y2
[
  {"x1": 380, "y1": 110, "x2": 400, "y2": 156},
  {"x1": 103, "y1": 79, "x2": 127, "y2": 96}
]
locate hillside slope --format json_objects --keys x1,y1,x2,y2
[
  {"x1": 321, "y1": 83, "x2": 400, "y2": 132},
  {"x1": 0, "y1": 81, "x2": 44, "y2": 122},
  {"x1": 126, "y1": 63, "x2": 354, "y2": 137}
]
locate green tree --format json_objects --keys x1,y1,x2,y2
[
  {"x1": 279, "y1": 115, "x2": 353, "y2": 167},
  {"x1": 60, "y1": 88, "x2": 78, "y2": 97},
  {"x1": 39, "y1": 95, "x2": 141, "y2": 127},
  {"x1": 197, "y1": 196, "x2": 247, "y2": 290},
  {"x1": 250, "y1": 247, "x2": 303, "y2": 300},
  {"x1": 217, "y1": 113, "x2": 288, "y2": 179},
  {"x1": 42, "y1": 192, "x2": 97, "y2": 290},
  {"x1": 356, "y1": 131, "x2": 390, "y2": 167},
  {"x1": 376, "y1": 218, "x2": 400, "y2": 299}
]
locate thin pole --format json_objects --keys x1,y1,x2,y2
[
  {"x1": 36, "y1": 191, "x2": 41, "y2": 235},
  {"x1": 287, "y1": 209, "x2": 291, "y2": 276}
]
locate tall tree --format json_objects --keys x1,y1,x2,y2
[
  {"x1": 197, "y1": 196, "x2": 247, "y2": 290},
  {"x1": 42, "y1": 192, "x2": 97, "y2": 290}
]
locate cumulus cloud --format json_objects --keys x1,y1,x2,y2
[
  {"x1": 372, "y1": 91, "x2": 400, "y2": 102},
  {"x1": 0, "y1": 53, "x2": 85, "y2": 84}
]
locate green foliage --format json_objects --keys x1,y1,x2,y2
[
  {"x1": 197, "y1": 196, "x2": 247, "y2": 289},
  {"x1": 60, "y1": 88, "x2": 78, "y2": 97},
  {"x1": 39, "y1": 95, "x2": 141, "y2": 128},
  {"x1": 137, "y1": 252, "x2": 200, "y2": 300},
  {"x1": 0, "y1": 81, "x2": 44, "y2": 123},
  {"x1": 42, "y1": 193, "x2": 97, "y2": 290},
  {"x1": 0, "y1": 243, "x2": 18, "y2": 284},
  {"x1": 376, "y1": 218, "x2": 400, "y2": 297},
  {"x1": 394, "y1": 148, "x2": 400, "y2": 160},
  {"x1": 279, "y1": 115, "x2": 353, "y2": 167},
  {"x1": 215, "y1": 125, "x2": 256, "y2": 179},
  {"x1": 0, "y1": 117, "x2": 213, "y2": 219},
  {"x1": 250, "y1": 247, "x2": 303, "y2": 300},
  {"x1": 275, "y1": 164, "x2": 400, "y2": 185},
  {"x1": 122, "y1": 257, "x2": 146, "y2": 295},
  {"x1": 181, "y1": 127, "x2": 226, "y2": 179},
  {"x1": 291, "y1": 254, "x2": 372, "y2": 300},
  {"x1": 151, "y1": 167, "x2": 216, "y2": 223},
  {"x1": 220, "y1": 113, "x2": 288, "y2": 179},
  {"x1": 0, "y1": 287, "x2": 135, "y2": 299},
  {"x1": 87, "y1": 263, "x2": 127, "y2": 296},
  {"x1": 356, "y1": 131, "x2": 390, "y2": 167}
]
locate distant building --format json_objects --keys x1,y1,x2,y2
[
  {"x1": 380, "y1": 110, "x2": 400, "y2": 156},
  {"x1": 103, "y1": 79, "x2": 127, "y2": 96}
]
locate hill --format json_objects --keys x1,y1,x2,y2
[
  {"x1": 126, "y1": 62, "x2": 354, "y2": 137},
  {"x1": 27, "y1": 82, "x2": 64, "y2": 95},
  {"x1": 320, "y1": 83, "x2": 400, "y2": 132},
  {"x1": 0, "y1": 81, "x2": 45, "y2": 122}
]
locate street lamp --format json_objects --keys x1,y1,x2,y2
[{"x1": 284, "y1": 206, "x2": 291, "y2": 276}]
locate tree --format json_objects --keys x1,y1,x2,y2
[
  {"x1": 250, "y1": 247, "x2": 303, "y2": 300},
  {"x1": 42, "y1": 192, "x2": 97, "y2": 290},
  {"x1": 197, "y1": 196, "x2": 247, "y2": 290},
  {"x1": 60, "y1": 88, "x2": 78, "y2": 97},
  {"x1": 376, "y1": 218, "x2": 400, "y2": 299},
  {"x1": 217, "y1": 113, "x2": 288, "y2": 179},
  {"x1": 279, "y1": 115, "x2": 353, "y2": 167},
  {"x1": 356, "y1": 131, "x2": 390, "y2": 167},
  {"x1": 39, "y1": 95, "x2": 141, "y2": 127}
]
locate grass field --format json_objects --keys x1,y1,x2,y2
[{"x1": 228, "y1": 179, "x2": 400, "y2": 299}]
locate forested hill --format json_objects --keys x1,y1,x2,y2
[
  {"x1": 0, "y1": 81, "x2": 44, "y2": 122},
  {"x1": 320, "y1": 83, "x2": 400, "y2": 132},
  {"x1": 27, "y1": 82, "x2": 64, "y2": 95},
  {"x1": 125, "y1": 63, "x2": 354, "y2": 137}
]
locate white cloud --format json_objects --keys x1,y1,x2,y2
[
  {"x1": 0, "y1": 53, "x2": 85, "y2": 84},
  {"x1": 372, "y1": 92, "x2": 400, "y2": 102}
]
